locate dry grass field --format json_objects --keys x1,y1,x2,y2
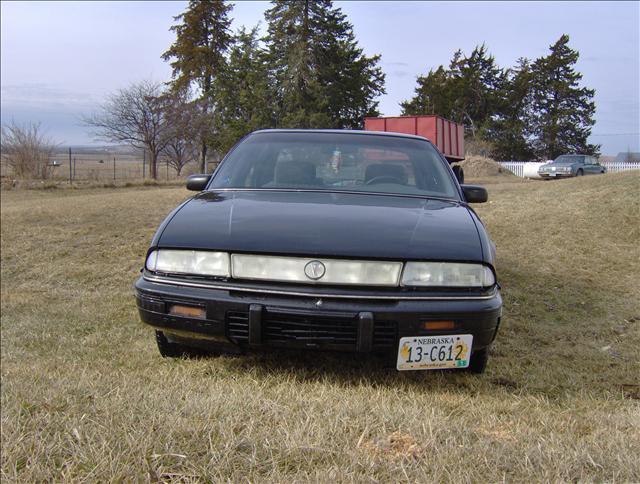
[{"x1": 1, "y1": 172, "x2": 639, "y2": 482}]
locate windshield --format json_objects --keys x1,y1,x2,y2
[
  {"x1": 553, "y1": 155, "x2": 585, "y2": 164},
  {"x1": 209, "y1": 132, "x2": 459, "y2": 199}
]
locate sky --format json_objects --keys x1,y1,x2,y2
[{"x1": 1, "y1": 0, "x2": 638, "y2": 155}]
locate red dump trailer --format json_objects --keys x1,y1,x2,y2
[{"x1": 364, "y1": 115, "x2": 465, "y2": 162}]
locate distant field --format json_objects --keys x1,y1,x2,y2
[{"x1": 1, "y1": 173, "x2": 639, "y2": 481}]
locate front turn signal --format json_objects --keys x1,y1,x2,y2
[{"x1": 168, "y1": 304, "x2": 206, "y2": 319}]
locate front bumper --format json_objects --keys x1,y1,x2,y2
[
  {"x1": 539, "y1": 172, "x2": 573, "y2": 178},
  {"x1": 135, "y1": 275, "x2": 502, "y2": 355}
]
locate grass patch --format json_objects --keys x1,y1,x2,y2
[{"x1": 1, "y1": 173, "x2": 639, "y2": 481}]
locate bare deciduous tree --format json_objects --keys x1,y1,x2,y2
[
  {"x1": 84, "y1": 80, "x2": 170, "y2": 179},
  {"x1": 162, "y1": 137, "x2": 197, "y2": 176},
  {"x1": 160, "y1": 92, "x2": 201, "y2": 176},
  {"x1": 0, "y1": 121, "x2": 57, "y2": 179}
]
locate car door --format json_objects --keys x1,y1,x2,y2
[
  {"x1": 591, "y1": 157, "x2": 605, "y2": 174},
  {"x1": 583, "y1": 156, "x2": 594, "y2": 175}
]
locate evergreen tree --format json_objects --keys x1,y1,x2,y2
[
  {"x1": 264, "y1": 0, "x2": 384, "y2": 129},
  {"x1": 162, "y1": 0, "x2": 233, "y2": 171},
  {"x1": 528, "y1": 34, "x2": 599, "y2": 159},
  {"x1": 400, "y1": 66, "x2": 453, "y2": 118},
  {"x1": 216, "y1": 26, "x2": 274, "y2": 152},
  {"x1": 401, "y1": 45, "x2": 506, "y2": 139},
  {"x1": 447, "y1": 45, "x2": 507, "y2": 138},
  {"x1": 265, "y1": 0, "x2": 328, "y2": 128},
  {"x1": 314, "y1": 6, "x2": 385, "y2": 128},
  {"x1": 485, "y1": 58, "x2": 536, "y2": 160},
  {"x1": 401, "y1": 37, "x2": 597, "y2": 160}
]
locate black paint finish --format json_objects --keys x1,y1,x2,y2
[{"x1": 155, "y1": 190, "x2": 487, "y2": 263}]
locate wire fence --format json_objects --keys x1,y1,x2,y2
[{"x1": 0, "y1": 152, "x2": 219, "y2": 184}]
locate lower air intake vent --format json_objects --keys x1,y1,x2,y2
[
  {"x1": 227, "y1": 311, "x2": 249, "y2": 343},
  {"x1": 226, "y1": 309, "x2": 397, "y2": 351},
  {"x1": 264, "y1": 310, "x2": 358, "y2": 350},
  {"x1": 373, "y1": 320, "x2": 397, "y2": 349}
]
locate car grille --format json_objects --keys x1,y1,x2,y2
[
  {"x1": 227, "y1": 311, "x2": 250, "y2": 343},
  {"x1": 264, "y1": 310, "x2": 358, "y2": 347},
  {"x1": 225, "y1": 310, "x2": 396, "y2": 350},
  {"x1": 372, "y1": 320, "x2": 397, "y2": 350}
]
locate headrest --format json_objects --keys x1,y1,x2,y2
[
  {"x1": 364, "y1": 163, "x2": 408, "y2": 184},
  {"x1": 274, "y1": 161, "x2": 317, "y2": 186}
]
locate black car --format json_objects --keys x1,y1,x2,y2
[{"x1": 135, "y1": 130, "x2": 502, "y2": 373}]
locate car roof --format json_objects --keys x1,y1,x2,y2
[{"x1": 250, "y1": 128, "x2": 432, "y2": 143}]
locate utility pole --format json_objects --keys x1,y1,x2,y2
[{"x1": 68, "y1": 147, "x2": 72, "y2": 184}]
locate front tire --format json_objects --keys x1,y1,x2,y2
[
  {"x1": 466, "y1": 346, "x2": 490, "y2": 374},
  {"x1": 576, "y1": 169, "x2": 584, "y2": 176}
]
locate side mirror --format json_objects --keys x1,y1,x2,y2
[
  {"x1": 461, "y1": 184, "x2": 488, "y2": 203},
  {"x1": 452, "y1": 165, "x2": 465, "y2": 184},
  {"x1": 186, "y1": 174, "x2": 211, "y2": 192}
]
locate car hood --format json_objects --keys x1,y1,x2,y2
[
  {"x1": 156, "y1": 190, "x2": 484, "y2": 262},
  {"x1": 547, "y1": 163, "x2": 574, "y2": 167}
]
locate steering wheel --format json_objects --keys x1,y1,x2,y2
[{"x1": 365, "y1": 175, "x2": 405, "y2": 185}]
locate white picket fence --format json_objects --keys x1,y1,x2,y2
[
  {"x1": 602, "y1": 161, "x2": 640, "y2": 173},
  {"x1": 498, "y1": 161, "x2": 640, "y2": 178},
  {"x1": 499, "y1": 162, "x2": 527, "y2": 177}
]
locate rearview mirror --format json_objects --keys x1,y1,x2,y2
[
  {"x1": 461, "y1": 184, "x2": 488, "y2": 203},
  {"x1": 186, "y1": 174, "x2": 211, "y2": 192}
]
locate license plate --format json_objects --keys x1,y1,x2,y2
[
  {"x1": 548, "y1": 172, "x2": 556, "y2": 176},
  {"x1": 397, "y1": 335, "x2": 473, "y2": 370}
]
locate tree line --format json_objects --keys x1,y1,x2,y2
[
  {"x1": 401, "y1": 35, "x2": 599, "y2": 161},
  {"x1": 3, "y1": 1, "x2": 598, "y2": 180},
  {"x1": 84, "y1": 0, "x2": 385, "y2": 179}
]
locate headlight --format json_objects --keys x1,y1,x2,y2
[
  {"x1": 401, "y1": 262, "x2": 495, "y2": 287},
  {"x1": 146, "y1": 250, "x2": 230, "y2": 276}
]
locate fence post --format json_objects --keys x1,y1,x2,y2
[
  {"x1": 166, "y1": 159, "x2": 169, "y2": 181},
  {"x1": 68, "y1": 148, "x2": 72, "y2": 184},
  {"x1": 143, "y1": 150, "x2": 146, "y2": 179},
  {"x1": 73, "y1": 157, "x2": 76, "y2": 180},
  {"x1": 113, "y1": 157, "x2": 116, "y2": 181}
]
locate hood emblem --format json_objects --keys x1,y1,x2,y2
[{"x1": 304, "y1": 260, "x2": 326, "y2": 280}]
